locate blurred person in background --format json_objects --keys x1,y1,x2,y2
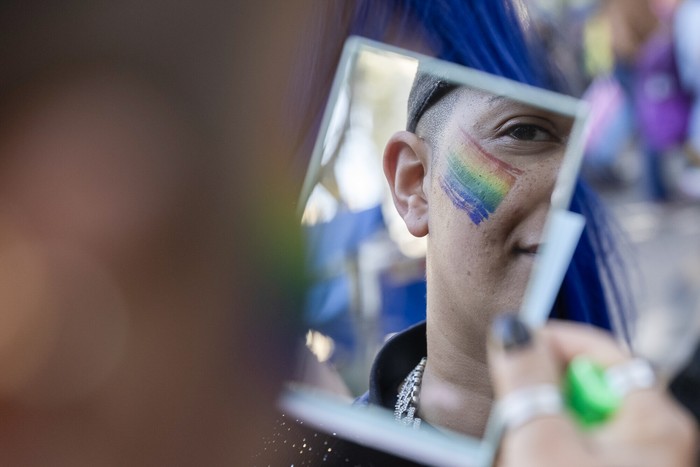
[
  {"x1": 0, "y1": 1, "x2": 308, "y2": 465},
  {"x1": 673, "y1": 0, "x2": 700, "y2": 199},
  {"x1": 578, "y1": 0, "x2": 653, "y2": 190},
  {"x1": 582, "y1": 0, "x2": 695, "y2": 201}
]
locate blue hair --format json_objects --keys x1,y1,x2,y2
[
  {"x1": 554, "y1": 183, "x2": 633, "y2": 340},
  {"x1": 298, "y1": 0, "x2": 633, "y2": 338},
  {"x1": 347, "y1": 0, "x2": 561, "y2": 90}
]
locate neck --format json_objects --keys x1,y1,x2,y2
[{"x1": 418, "y1": 312, "x2": 494, "y2": 437}]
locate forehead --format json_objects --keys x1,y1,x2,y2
[{"x1": 448, "y1": 87, "x2": 570, "y2": 123}]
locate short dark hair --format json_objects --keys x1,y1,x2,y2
[{"x1": 406, "y1": 71, "x2": 457, "y2": 133}]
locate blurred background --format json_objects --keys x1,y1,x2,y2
[{"x1": 527, "y1": 0, "x2": 700, "y2": 380}]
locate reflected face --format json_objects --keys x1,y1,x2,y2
[{"x1": 423, "y1": 87, "x2": 573, "y2": 333}]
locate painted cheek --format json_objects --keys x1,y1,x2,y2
[{"x1": 439, "y1": 132, "x2": 523, "y2": 226}]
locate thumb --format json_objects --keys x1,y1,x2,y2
[
  {"x1": 488, "y1": 314, "x2": 559, "y2": 395},
  {"x1": 487, "y1": 314, "x2": 589, "y2": 467}
]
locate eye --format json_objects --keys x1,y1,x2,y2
[{"x1": 507, "y1": 124, "x2": 558, "y2": 142}]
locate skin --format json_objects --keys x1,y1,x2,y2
[
  {"x1": 489, "y1": 320, "x2": 697, "y2": 467},
  {"x1": 0, "y1": 70, "x2": 249, "y2": 467},
  {"x1": 0, "y1": 1, "x2": 313, "y2": 464},
  {"x1": 384, "y1": 86, "x2": 573, "y2": 436}
]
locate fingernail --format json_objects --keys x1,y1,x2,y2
[{"x1": 490, "y1": 314, "x2": 532, "y2": 352}]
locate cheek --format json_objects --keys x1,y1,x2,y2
[
  {"x1": 429, "y1": 192, "x2": 504, "y2": 263},
  {"x1": 506, "y1": 159, "x2": 559, "y2": 213},
  {"x1": 437, "y1": 144, "x2": 522, "y2": 227},
  {"x1": 489, "y1": 162, "x2": 559, "y2": 248}
]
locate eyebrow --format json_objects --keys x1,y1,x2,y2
[{"x1": 484, "y1": 94, "x2": 565, "y2": 120}]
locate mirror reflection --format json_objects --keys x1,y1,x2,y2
[{"x1": 294, "y1": 38, "x2": 584, "y2": 442}]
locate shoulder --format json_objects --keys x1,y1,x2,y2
[{"x1": 367, "y1": 321, "x2": 427, "y2": 408}]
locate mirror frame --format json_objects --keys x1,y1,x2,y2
[{"x1": 289, "y1": 36, "x2": 591, "y2": 466}]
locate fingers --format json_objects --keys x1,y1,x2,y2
[
  {"x1": 490, "y1": 317, "x2": 698, "y2": 467},
  {"x1": 542, "y1": 320, "x2": 630, "y2": 367},
  {"x1": 488, "y1": 314, "x2": 592, "y2": 467},
  {"x1": 488, "y1": 314, "x2": 559, "y2": 392},
  {"x1": 542, "y1": 321, "x2": 660, "y2": 421}
]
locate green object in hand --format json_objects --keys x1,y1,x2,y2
[{"x1": 565, "y1": 356, "x2": 621, "y2": 427}]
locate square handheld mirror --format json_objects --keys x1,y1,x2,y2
[{"x1": 286, "y1": 36, "x2": 589, "y2": 467}]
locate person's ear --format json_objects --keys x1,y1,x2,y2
[{"x1": 383, "y1": 131, "x2": 430, "y2": 237}]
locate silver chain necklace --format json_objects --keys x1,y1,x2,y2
[{"x1": 394, "y1": 357, "x2": 427, "y2": 429}]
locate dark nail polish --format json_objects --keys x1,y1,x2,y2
[{"x1": 491, "y1": 314, "x2": 532, "y2": 351}]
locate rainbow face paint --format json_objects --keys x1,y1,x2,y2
[{"x1": 440, "y1": 129, "x2": 523, "y2": 225}]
